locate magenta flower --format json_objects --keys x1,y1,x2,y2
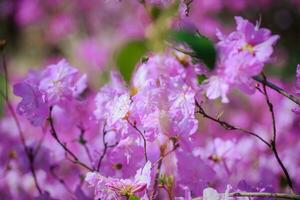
[
  {"x1": 205, "y1": 76, "x2": 229, "y2": 103},
  {"x1": 14, "y1": 59, "x2": 87, "y2": 126},
  {"x1": 13, "y1": 70, "x2": 48, "y2": 126},
  {"x1": 130, "y1": 55, "x2": 198, "y2": 141},
  {"x1": 13, "y1": 82, "x2": 48, "y2": 126},
  {"x1": 85, "y1": 161, "x2": 151, "y2": 199},
  {"x1": 205, "y1": 16, "x2": 279, "y2": 102},
  {"x1": 39, "y1": 59, "x2": 85, "y2": 105},
  {"x1": 217, "y1": 16, "x2": 279, "y2": 63}
]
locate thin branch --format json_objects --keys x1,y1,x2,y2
[
  {"x1": 48, "y1": 107, "x2": 93, "y2": 171},
  {"x1": 260, "y1": 74, "x2": 294, "y2": 190},
  {"x1": 27, "y1": 147, "x2": 43, "y2": 195},
  {"x1": 128, "y1": 120, "x2": 148, "y2": 163},
  {"x1": 193, "y1": 192, "x2": 300, "y2": 200},
  {"x1": 151, "y1": 155, "x2": 163, "y2": 200},
  {"x1": 151, "y1": 139, "x2": 179, "y2": 199},
  {"x1": 195, "y1": 101, "x2": 271, "y2": 147},
  {"x1": 183, "y1": 0, "x2": 194, "y2": 16},
  {"x1": 96, "y1": 123, "x2": 118, "y2": 171},
  {"x1": 33, "y1": 129, "x2": 47, "y2": 157},
  {"x1": 261, "y1": 74, "x2": 277, "y2": 142},
  {"x1": 151, "y1": 140, "x2": 179, "y2": 169},
  {"x1": 0, "y1": 48, "x2": 42, "y2": 195},
  {"x1": 78, "y1": 126, "x2": 94, "y2": 170},
  {"x1": 253, "y1": 75, "x2": 300, "y2": 105},
  {"x1": 196, "y1": 99, "x2": 294, "y2": 191}
]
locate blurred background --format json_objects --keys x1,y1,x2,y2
[
  {"x1": 0, "y1": 0, "x2": 300, "y2": 82},
  {"x1": 0, "y1": 1, "x2": 300, "y2": 198}
]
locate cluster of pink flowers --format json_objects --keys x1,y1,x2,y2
[
  {"x1": 14, "y1": 59, "x2": 87, "y2": 126},
  {"x1": 0, "y1": 1, "x2": 299, "y2": 200},
  {"x1": 204, "y1": 16, "x2": 279, "y2": 103}
]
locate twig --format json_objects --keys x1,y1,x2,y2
[
  {"x1": 151, "y1": 139, "x2": 179, "y2": 199},
  {"x1": 128, "y1": 120, "x2": 148, "y2": 163},
  {"x1": 260, "y1": 74, "x2": 294, "y2": 190},
  {"x1": 196, "y1": 99, "x2": 294, "y2": 191},
  {"x1": 195, "y1": 101, "x2": 271, "y2": 147},
  {"x1": 193, "y1": 192, "x2": 300, "y2": 200},
  {"x1": 78, "y1": 126, "x2": 94, "y2": 170},
  {"x1": 253, "y1": 75, "x2": 300, "y2": 105},
  {"x1": 96, "y1": 122, "x2": 118, "y2": 171},
  {"x1": 0, "y1": 48, "x2": 42, "y2": 195},
  {"x1": 151, "y1": 155, "x2": 163, "y2": 200},
  {"x1": 151, "y1": 140, "x2": 179, "y2": 169},
  {"x1": 183, "y1": 0, "x2": 194, "y2": 16},
  {"x1": 48, "y1": 107, "x2": 92, "y2": 171},
  {"x1": 33, "y1": 129, "x2": 47, "y2": 157}
]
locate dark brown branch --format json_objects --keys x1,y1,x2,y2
[
  {"x1": 97, "y1": 123, "x2": 118, "y2": 171},
  {"x1": 253, "y1": 75, "x2": 300, "y2": 105},
  {"x1": 33, "y1": 130, "x2": 47, "y2": 157},
  {"x1": 260, "y1": 74, "x2": 294, "y2": 190},
  {"x1": 151, "y1": 155, "x2": 163, "y2": 200},
  {"x1": 151, "y1": 139, "x2": 179, "y2": 199},
  {"x1": 27, "y1": 147, "x2": 43, "y2": 195},
  {"x1": 78, "y1": 126, "x2": 94, "y2": 170},
  {"x1": 195, "y1": 101, "x2": 271, "y2": 147},
  {"x1": 48, "y1": 107, "x2": 92, "y2": 171},
  {"x1": 128, "y1": 120, "x2": 148, "y2": 163},
  {"x1": 193, "y1": 192, "x2": 300, "y2": 200},
  {"x1": 0, "y1": 48, "x2": 42, "y2": 195},
  {"x1": 196, "y1": 99, "x2": 294, "y2": 191}
]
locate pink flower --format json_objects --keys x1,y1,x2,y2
[
  {"x1": 85, "y1": 161, "x2": 152, "y2": 199},
  {"x1": 130, "y1": 55, "x2": 198, "y2": 142},
  {"x1": 13, "y1": 70, "x2": 48, "y2": 126},
  {"x1": 205, "y1": 76, "x2": 229, "y2": 103},
  {"x1": 203, "y1": 185, "x2": 232, "y2": 200},
  {"x1": 217, "y1": 16, "x2": 279, "y2": 63},
  {"x1": 39, "y1": 59, "x2": 85, "y2": 105},
  {"x1": 13, "y1": 82, "x2": 48, "y2": 126},
  {"x1": 206, "y1": 16, "x2": 279, "y2": 102},
  {"x1": 14, "y1": 59, "x2": 87, "y2": 126}
]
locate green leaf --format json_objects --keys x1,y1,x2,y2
[
  {"x1": 197, "y1": 74, "x2": 207, "y2": 84},
  {"x1": 116, "y1": 40, "x2": 147, "y2": 83},
  {"x1": 129, "y1": 195, "x2": 140, "y2": 200},
  {"x1": 169, "y1": 30, "x2": 216, "y2": 70}
]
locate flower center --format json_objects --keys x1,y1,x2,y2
[
  {"x1": 242, "y1": 43, "x2": 255, "y2": 55},
  {"x1": 209, "y1": 154, "x2": 222, "y2": 163}
]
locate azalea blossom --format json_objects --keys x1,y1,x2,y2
[
  {"x1": 205, "y1": 76, "x2": 229, "y2": 103},
  {"x1": 13, "y1": 81, "x2": 48, "y2": 126},
  {"x1": 85, "y1": 161, "x2": 152, "y2": 199},
  {"x1": 203, "y1": 185, "x2": 232, "y2": 200},
  {"x1": 39, "y1": 59, "x2": 84, "y2": 104},
  {"x1": 205, "y1": 16, "x2": 279, "y2": 102}
]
